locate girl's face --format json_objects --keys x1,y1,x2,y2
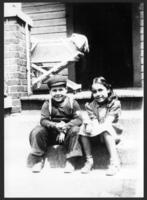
[
  {"x1": 92, "y1": 83, "x2": 110, "y2": 103},
  {"x1": 50, "y1": 86, "x2": 67, "y2": 102}
]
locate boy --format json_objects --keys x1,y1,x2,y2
[{"x1": 28, "y1": 75, "x2": 83, "y2": 173}]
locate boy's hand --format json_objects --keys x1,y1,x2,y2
[
  {"x1": 56, "y1": 121, "x2": 66, "y2": 129},
  {"x1": 56, "y1": 132, "x2": 65, "y2": 143}
]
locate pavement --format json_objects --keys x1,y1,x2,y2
[{"x1": 4, "y1": 110, "x2": 144, "y2": 198}]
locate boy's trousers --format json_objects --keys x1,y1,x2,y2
[{"x1": 29, "y1": 125, "x2": 83, "y2": 159}]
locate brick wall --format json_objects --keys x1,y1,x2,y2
[{"x1": 4, "y1": 16, "x2": 31, "y2": 113}]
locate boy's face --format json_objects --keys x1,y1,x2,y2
[
  {"x1": 92, "y1": 83, "x2": 109, "y2": 103},
  {"x1": 50, "y1": 85, "x2": 67, "y2": 102}
]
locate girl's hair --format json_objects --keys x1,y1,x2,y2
[
  {"x1": 92, "y1": 76, "x2": 117, "y2": 102},
  {"x1": 92, "y1": 76, "x2": 112, "y2": 90}
]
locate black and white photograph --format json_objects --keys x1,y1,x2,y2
[{"x1": 4, "y1": 1, "x2": 144, "y2": 198}]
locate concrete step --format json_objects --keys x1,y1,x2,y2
[
  {"x1": 21, "y1": 88, "x2": 143, "y2": 111},
  {"x1": 4, "y1": 109, "x2": 143, "y2": 197},
  {"x1": 21, "y1": 96, "x2": 143, "y2": 111},
  {"x1": 5, "y1": 110, "x2": 143, "y2": 170}
]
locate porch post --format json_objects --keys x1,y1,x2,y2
[{"x1": 25, "y1": 22, "x2": 32, "y2": 95}]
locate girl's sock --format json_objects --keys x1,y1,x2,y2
[{"x1": 86, "y1": 155, "x2": 94, "y2": 164}]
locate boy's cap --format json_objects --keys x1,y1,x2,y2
[{"x1": 46, "y1": 75, "x2": 67, "y2": 88}]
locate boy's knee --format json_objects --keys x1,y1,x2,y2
[
  {"x1": 71, "y1": 126, "x2": 80, "y2": 133},
  {"x1": 69, "y1": 126, "x2": 80, "y2": 136},
  {"x1": 29, "y1": 125, "x2": 47, "y2": 142}
]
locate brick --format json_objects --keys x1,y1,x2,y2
[
  {"x1": 141, "y1": 72, "x2": 144, "y2": 80},
  {"x1": 24, "y1": 86, "x2": 27, "y2": 92},
  {"x1": 141, "y1": 64, "x2": 144, "y2": 73},
  {"x1": 140, "y1": 11, "x2": 144, "y2": 19},
  {"x1": 140, "y1": 42, "x2": 144, "y2": 50},
  {"x1": 11, "y1": 106, "x2": 21, "y2": 113},
  {"x1": 6, "y1": 72, "x2": 21, "y2": 79},
  {"x1": 140, "y1": 19, "x2": 144, "y2": 26},
  {"x1": 140, "y1": 34, "x2": 144, "y2": 42},
  {"x1": 4, "y1": 58, "x2": 20, "y2": 65},
  {"x1": 18, "y1": 86, "x2": 26, "y2": 92},
  {"x1": 4, "y1": 44, "x2": 18, "y2": 51},
  {"x1": 140, "y1": 27, "x2": 144, "y2": 34},
  {"x1": 17, "y1": 59, "x2": 23, "y2": 66},
  {"x1": 9, "y1": 86, "x2": 21, "y2": 92},
  {"x1": 9, "y1": 92, "x2": 21, "y2": 98},
  {"x1": 10, "y1": 31, "x2": 24, "y2": 40},
  {"x1": 4, "y1": 51, "x2": 19, "y2": 58},
  {"x1": 5, "y1": 64, "x2": 19, "y2": 72},
  {"x1": 20, "y1": 66, "x2": 27, "y2": 73},
  {"x1": 4, "y1": 31, "x2": 18, "y2": 39},
  {"x1": 141, "y1": 49, "x2": 144, "y2": 57},
  {"x1": 19, "y1": 41, "x2": 26, "y2": 47},
  {"x1": 18, "y1": 86, "x2": 27, "y2": 92},
  {"x1": 21, "y1": 60, "x2": 27, "y2": 66},
  {"x1": 20, "y1": 73, "x2": 27, "y2": 79},
  {"x1": 5, "y1": 38, "x2": 19, "y2": 44},
  {"x1": 20, "y1": 92, "x2": 28, "y2": 97},
  {"x1": 139, "y1": 2, "x2": 144, "y2": 11},
  {"x1": 19, "y1": 52, "x2": 26, "y2": 59},
  {"x1": 7, "y1": 79, "x2": 21, "y2": 85},
  {"x1": 4, "y1": 24, "x2": 19, "y2": 31},
  {"x1": 141, "y1": 57, "x2": 144, "y2": 65},
  {"x1": 16, "y1": 46, "x2": 22, "y2": 52},
  {"x1": 12, "y1": 99, "x2": 21, "y2": 106},
  {"x1": 20, "y1": 79, "x2": 27, "y2": 85}
]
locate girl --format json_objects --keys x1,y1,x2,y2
[{"x1": 79, "y1": 76, "x2": 123, "y2": 175}]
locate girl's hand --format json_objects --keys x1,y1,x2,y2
[
  {"x1": 85, "y1": 124, "x2": 92, "y2": 134},
  {"x1": 56, "y1": 132, "x2": 65, "y2": 143}
]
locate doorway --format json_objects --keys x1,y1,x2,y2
[{"x1": 72, "y1": 3, "x2": 133, "y2": 89}]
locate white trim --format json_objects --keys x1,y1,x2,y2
[
  {"x1": 4, "y1": 6, "x2": 33, "y2": 27},
  {"x1": 25, "y1": 23, "x2": 32, "y2": 96}
]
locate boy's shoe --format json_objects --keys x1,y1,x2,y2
[
  {"x1": 32, "y1": 160, "x2": 44, "y2": 173},
  {"x1": 81, "y1": 159, "x2": 93, "y2": 174},
  {"x1": 106, "y1": 160, "x2": 120, "y2": 176},
  {"x1": 31, "y1": 155, "x2": 45, "y2": 173},
  {"x1": 64, "y1": 160, "x2": 75, "y2": 173}
]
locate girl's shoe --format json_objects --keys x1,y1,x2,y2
[
  {"x1": 64, "y1": 161, "x2": 75, "y2": 173},
  {"x1": 81, "y1": 159, "x2": 93, "y2": 174},
  {"x1": 106, "y1": 161, "x2": 120, "y2": 176}
]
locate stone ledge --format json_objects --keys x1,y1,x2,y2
[{"x1": 21, "y1": 88, "x2": 143, "y2": 101}]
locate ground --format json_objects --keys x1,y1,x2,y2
[{"x1": 4, "y1": 110, "x2": 143, "y2": 198}]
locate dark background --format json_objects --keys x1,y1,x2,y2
[{"x1": 73, "y1": 3, "x2": 133, "y2": 89}]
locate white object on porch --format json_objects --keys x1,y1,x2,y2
[{"x1": 30, "y1": 33, "x2": 89, "y2": 92}]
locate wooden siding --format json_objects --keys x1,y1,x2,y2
[{"x1": 22, "y1": 2, "x2": 67, "y2": 40}]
